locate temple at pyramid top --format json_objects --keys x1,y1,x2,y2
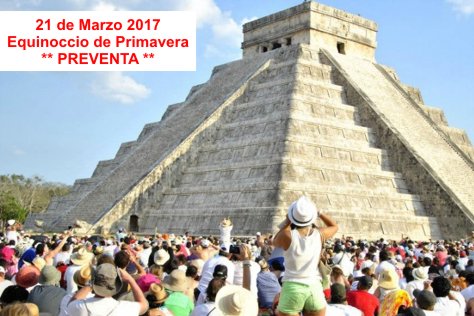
[
  {"x1": 26, "y1": 1, "x2": 474, "y2": 240},
  {"x1": 242, "y1": 1, "x2": 378, "y2": 61}
]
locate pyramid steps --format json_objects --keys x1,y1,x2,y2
[{"x1": 320, "y1": 48, "x2": 474, "y2": 237}]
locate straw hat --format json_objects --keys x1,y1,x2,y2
[
  {"x1": 287, "y1": 196, "x2": 317, "y2": 227},
  {"x1": 163, "y1": 269, "x2": 187, "y2": 292},
  {"x1": 73, "y1": 265, "x2": 92, "y2": 287},
  {"x1": 379, "y1": 269, "x2": 399, "y2": 290},
  {"x1": 412, "y1": 267, "x2": 428, "y2": 281},
  {"x1": 32, "y1": 257, "x2": 46, "y2": 271},
  {"x1": 147, "y1": 283, "x2": 168, "y2": 304},
  {"x1": 71, "y1": 248, "x2": 94, "y2": 266},
  {"x1": 215, "y1": 285, "x2": 258, "y2": 316},
  {"x1": 154, "y1": 249, "x2": 170, "y2": 266}
]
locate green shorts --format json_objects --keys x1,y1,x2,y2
[{"x1": 277, "y1": 281, "x2": 327, "y2": 314}]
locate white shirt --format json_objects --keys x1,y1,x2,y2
[
  {"x1": 329, "y1": 304, "x2": 363, "y2": 316},
  {"x1": 374, "y1": 260, "x2": 396, "y2": 278},
  {"x1": 332, "y1": 252, "x2": 355, "y2": 277},
  {"x1": 233, "y1": 261, "x2": 260, "y2": 297},
  {"x1": 197, "y1": 255, "x2": 235, "y2": 294},
  {"x1": 138, "y1": 248, "x2": 152, "y2": 268},
  {"x1": 433, "y1": 296, "x2": 463, "y2": 316},
  {"x1": 461, "y1": 284, "x2": 474, "y2": 302},
  {"x1": 405, "y1": 279, "x2": 425, "y2": 299},
  {"x1": 190, "y1": 302, "x2": 220, "y2": 316},
  {"x1": 283, "y1": 229, "x2": 321, "y2": 285},
  {"x1": 65, "y1": 265, "x2": 82, "y2": 294},
  {"x1": 55, "y1": 252, "x2": 71, "y2": 266},
  {"x1": 59, "y1": 292, "x2": 94, "y2": 316},
  {"x1": 0, "y1": 279, "x2": 14, "y2": 297},
  {"x1": 67, "y1": 296, "x2": 140, "y2": 316}
]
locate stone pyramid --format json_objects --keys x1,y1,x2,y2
[{"x1": 26, "y1": 2, "x2": 474, "y2": 240}]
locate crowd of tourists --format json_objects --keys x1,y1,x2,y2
[{"x1": 0, "y1": 197, "x2": 474, "y2": 316}]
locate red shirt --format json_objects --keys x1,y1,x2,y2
[{"x1": 347, "y1": 290, "x2": 379, "y2": 316}]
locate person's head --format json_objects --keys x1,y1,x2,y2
[
  {"x1": 330, "y1": 283, "x2": 346, "y2": 304},
  {"x1": 162, "y1": 269, "x2": 187, "y2": 293},
  {"x1": 206, "y1": 278, "x2": 226, "y2": 302},
  {"x1": 431, "y1": 276, "x2": 451, "y2": 298},
  {"x1": 114, "y1": 250, "x2": 130, "y2": 269},
  {"x1": 149, "y1": 264, "x2": 165, "y2": 280},
  {"x1": 269, "y1": 260, "x2": 285, "y2": 272},
  {"x1": 379, "y1": 250, "x2": 390, "y2": 262},
  {"x1": 92, "y1": 263, "x2": 122, "y2": 298},
  {"x1": 61, "y1": 243, "x2": 70, "y2": 252},
  {"x1": 0, "y1": 285, "x2": 29, "y2": 305},
  {"x1": 213, "y1": 264, "x2": 228, "y2": 280},
  {"x1": 0, "y1": 303, "x2": 35, "y2": 316},
  {"x1": 38, "y1": 265, "x2": 61, "y2": 286},
  {"x1": 153, "y1": 249, "x2": 170, "y2": 266},
  {"x1": 466, "y1": 273, "x2": 474, "y2": 286},
  {"x1": 414, "y1": 289, "x2": 436, "y2": 311},
  {"x1": 403, "y1": 267, "x2": 414, "y2": 283},
  {"x1": 379, "y1": 269, "x2": 399, "y2": 290},
  {"x1": 287, "y1": 196, "x2": 317, "y2": 229},
  {"x1": 146, "y1": 283, "x2": 168, "y2": 309},
  {"x1": 357, "y1": 276, "x2": 373, "y2": 291},
  {"x1": 423, "y1": 257, "x2": 432, "y2": 267},
  {"x1": 215, "y1": 285, "x2": 258, "y2": 316},
  {"x1": 15, "y1": 266, "x2": 40, "y2": 289},
  {"x1": 185, "y1": 265, "x2": 198, "y2": 280},
  {"x1": 73, "y1": 265, "x2": 92, "y2": 288},
  {"x1": 96, "y1": 254, "x2": 114, "y2": 266}
]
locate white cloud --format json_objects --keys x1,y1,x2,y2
[
  {"x1": 174, "y1": 0, "x2": 242, "y2": 47},
  {"x1": 447, "y1": 0, "x2": 474, "y2": 15},
  {"x1": 91, "y1": 72, "x2": 151, "y2": 104}
]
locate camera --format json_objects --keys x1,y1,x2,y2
[{"x1": 229, "y1": 245, "x2": 240, "y2": 254}]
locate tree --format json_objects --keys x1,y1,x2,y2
[
  {"x1": 0, "y1": 192, "x2": 28, "y2": 226},
  {"x1": 0, "y1": 174, "x2": 70, "y2": 222}
]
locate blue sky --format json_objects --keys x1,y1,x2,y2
[{"x1": 0, "y1": 0, "x2": 473, "y2": 185}]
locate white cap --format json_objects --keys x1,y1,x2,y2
[{"x1": 7, "y1": 220, "x2": 15, "y2": 226}]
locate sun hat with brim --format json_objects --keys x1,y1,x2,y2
[
  {"x1": 147, "y1": 283, "x2": 168, "y2": 304},
  {"x1": 16, "y1": 265, "x2": 40, "y2": 288},
  {"x1": 71, "y1": 248, "x2": 94, "y2": 266},
  {"x1": 39, "y1": 265, "x2": 61, "y2": 286},
  {"x1": 74, "y1": 265, "x2": 92, "y2": 287},
  {"x1": 412, "y1": 267, "x2": 428, "y2": 281},
  {"x1": 154, "y1": 249, "x2": 170, "y2": 266},
  {"x1": 287, "y1": 196, "x2": 317, "y2": 227},
  {"x1": 163, "y1": 269, "x2": 187, "y2": 292},
  {"x1": 379, "y1": 269, "x2": 399, "y2": 290},
  {"x1": 215, "y1": 285, "x2": 258, "y2": 316},
  {"x1": 137, "y1": 273, "x2": 160, "y2": 292},
  {"x1": 92, "y1": 263, "x2": 123, "y2": 297}
]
